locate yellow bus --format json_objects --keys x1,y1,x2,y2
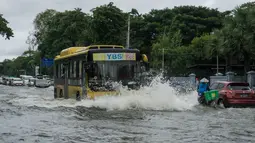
[{"x1": 53, "y1": 45, "x2": 149, "y2": 100}]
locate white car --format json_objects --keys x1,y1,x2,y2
[
  {"x1": 10, "y1": 78, "x2": 24, "y2": 86},
  {"x1": 27, "y1": 78, "x2": 36, "y2": 87},
  {"x1": 3, "y1": 77, "x2": 12, "y2": 85},
  {"x1": 35, "y1": 79, "x2": 50, "y2": 88},
  {"x1": 0, "y1": 77, "x2": 3, "y2": 84},
  {"x1": 20, "y1": 75, "x2": 33, "y2": 85}
]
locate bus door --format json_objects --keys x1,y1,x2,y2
[
  {"x1": 63, "y1": 63, "x2": 68, "y2": 99},
  {"x1": 82, "y1": 62, "x2": 89, "y2": 99}
]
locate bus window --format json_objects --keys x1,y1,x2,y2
[
  {"x1": 88, "y1": 63, "x2": 101, "y2": 79},
  {"x1": 118, "y1": 64, "x2": 134, "y2": 80},
  {"x1": 76, "y1": 61, "x2": 79, "y2": 78},
  {"x1": 58, "y1": 64, "x2": 61, "y2": 78},
  {"x1": 74, "y1": 61, "x2": 76, "y2": 78},
  {"x1": 71, "y1": 61, "x2": 74, "y2": 78},
  {"x1": 79, "y1": 61, "x2": 82, "y2": 78},
  {"x1": 56, "y1": 64, "x2": 59, "y2": 78},
  {"x1": 92, "y1": 64, "x2": 99, "y2": 78},
  {"x1": 61, "y1": 64, "x2": 65, "y2": 78},
  {"x1": 60, "y1": 64, "x2": 63, "y2": 78},
  {"x1": 67, "y1": 63, "x2": 70, "y2": 78}
]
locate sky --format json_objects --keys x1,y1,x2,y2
[{"x1": 0, "y1": 0, "x2": 253, "y2": 62}]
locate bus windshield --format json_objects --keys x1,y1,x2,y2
[{"x1": 88, "y1": 61, "x2": 140, "y2": 89}]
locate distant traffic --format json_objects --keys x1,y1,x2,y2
[{"x1": 0, "y1": 74, "x2": 53, "y2": 88}]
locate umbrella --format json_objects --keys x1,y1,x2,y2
[{"x1": 200, "y1": 78, "x2": 209, "y2": 83}]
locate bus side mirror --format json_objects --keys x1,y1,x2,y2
[{"x1": 141, "y1": 54, "x2": 148, "y2": 63}]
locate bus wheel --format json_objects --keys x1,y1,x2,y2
[
  {"x1": 76, "y1": 91, "x2": 81, "y2": 101},
  {"x1": 60, "y1": 89, "x2": 63, "y2": 98}
]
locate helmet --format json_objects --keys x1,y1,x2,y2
[{"x1": 200, "y1": 78, "x2": 209, "y2": 83}]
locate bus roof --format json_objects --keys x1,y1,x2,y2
[{"x1": 54, "y1": 45, "x2": 125, "y2": 60}]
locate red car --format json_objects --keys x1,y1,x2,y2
[{"x1": 210, "y1": 81, "x2": 255, "y2": 108}]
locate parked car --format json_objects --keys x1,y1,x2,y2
[
  {"x1": 27, "y1": 78, "x2": 36, "y2": 87},
  {"x1": 3, "y1": 77, "x2": 12, "y2": 85},
  {"x1": 36, "y1": 74, "x2": 43, "y2": 79},
  {"x1": 0, "y1": 77, "x2": 3, "y2": 84},
  {"x1": 20, "y1": 75, "x2": 33, "y2": 85},
  {"x1": 48, "y1": 79, "x2": 54, "y2": 86},
  {"x1": 35, "y1": 79, "x2": 50, "y2": 88},
  {"x1": 10, "y1": 78, "x2": 24, "y2": 86},
  {"x1": 210, "y1": 81, "x2": 255, "y2": 108}
]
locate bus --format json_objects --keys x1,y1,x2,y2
[{"x1": 53, "y1": 45, "x2": 149, "y2": 100}]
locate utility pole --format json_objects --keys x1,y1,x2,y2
[
  {"x1": 162, "y1": 26, "x2": 166, "y2": 73},
  {"x1": 210, "y1": 31, "x2": 219, "y2": 74},
  {"x1": 162, "y1": 48, "x2": 164, "y2": 72},
  {"x1": 40, "y1": 58, "x2": 42, "y2": 75},
  {"x1": 126, "y1": 14, "x2": 130, "y2": 49},
  {"x1": 217, "y1": 55, "x2": 219, "y2": 74}
]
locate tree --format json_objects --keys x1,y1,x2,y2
[
  {"x1": 151, "y1": 30, "x2": 190, "y2": 75},
  {"x1": 218, "y1": 2, "x2": 255, "y2": 74},
  {"x1": 140, "y1": 6, "x2": 223, "y2": 58},
  {"x1": 32, "y1": 9, "x2": 58, "y2": 45},
  {"x1": 90, "y1": 2, "x2": 126, "y2": 45},
  {"x1": 1, "y1": 59, "x2": 14, "y2": 76},
  {"x1": 170, "y1": 6, "x2": 223, "y2": 45},
  {"x1": 0, "y1": 50, "x2": 41, "y2": 76},
  {"x1": 32, "y1": 8, "x2": 92, "y2": 58},
  {"x1": 189, "y1": 34, "x2": 216, "y2": 61},
  {"x1": 18, "y1": 1, "x2": 255, "y2": 77},
  {"x1": 0, "y1": 14, "x2": 13, "y2": 39},
  {"x1": 128, "y1": 8, "x2": 148, "y2": 52}
]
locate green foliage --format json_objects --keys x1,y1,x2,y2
[
  {"x1": 189, "y1": 34, "x2": 216, "y2": 60},
  {"x1": 225, "y1": 2, "x2": 255, "y2": 72},
  {"x1": 0, "y1": 14, "x2": 13, "y2": 39},
  {"x1": 35, "y1": 8, "x2": 92, "y2": 58},
  {"x1": 170, "y1": 6, "x2": 223, "y2": 45},
  {"x1": 90, "y1": 3, "x2": 127, "y2": 44},
  {"x1": 32, "y1": 9, "x2": 57, "y2": 45},
  {"x1": 0, "y1": 50, "x2": 41, "y2": 76},
  {"x1": 151, "y1": 30, "x2": 189, "y2": 75},
  {"x1": 3, "y1": 1, "x2": 255, "y2": 77}
]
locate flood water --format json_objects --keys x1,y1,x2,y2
[{"x1": 1, "y1": 79, "x2": 255, "y2": 143}]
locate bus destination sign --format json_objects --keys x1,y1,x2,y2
[{"x1": 93, "y1": 53, "x2": 136, "y2": 61}]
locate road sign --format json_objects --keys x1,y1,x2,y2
[{"x1": 42, "y1": 58, "x2": 53, "y2": 67}]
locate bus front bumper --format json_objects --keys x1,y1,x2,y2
[{"x1": 87, "y1": 91, "x2": 120, "y2": 99}]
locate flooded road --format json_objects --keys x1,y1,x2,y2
[{"x1": 1, "y1": 82, "x2": 255, "y2": 143}]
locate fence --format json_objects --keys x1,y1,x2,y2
[
  {"x1": 233, "y1": 76, "x2": 246, "y2": 82},
  {"x1": 167, "y1": 71, "x2": 255, "y2": 90},
  {"x1": 209, "y1": 76, "x2": 227, "y2": 86},
  {"x1": 208, "y1": 71, "x2": 255, "y2": 88},
  {"x1": 168, "y1": 74, "x2": 196, "y2": 89}
]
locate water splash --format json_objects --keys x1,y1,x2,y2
[{"x1": 7, "y1": 74, "x2": 198, "y2": 111}]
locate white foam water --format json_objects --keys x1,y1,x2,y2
[{"x1": 8, "y1": 74, "x2": 198, "y2": 111}]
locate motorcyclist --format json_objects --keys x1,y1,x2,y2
[{"x1": 197, "y1": 78, "x2": 210, "y2": 104}]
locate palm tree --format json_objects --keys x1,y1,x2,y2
[
  {"x1": 206, "y1": 3, "x2": 255, "y2": 75},
  {"x1": 224, "y1": 5, "x2": 255, "y2": 74}
]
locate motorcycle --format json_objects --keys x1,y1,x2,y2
[{"x1": 197, "y1": 92, "x2": 216, "y2": 107}]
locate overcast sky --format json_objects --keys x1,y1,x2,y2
[{"x1": 0, "y1": 0, "x2": 252, "y2": 62}]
